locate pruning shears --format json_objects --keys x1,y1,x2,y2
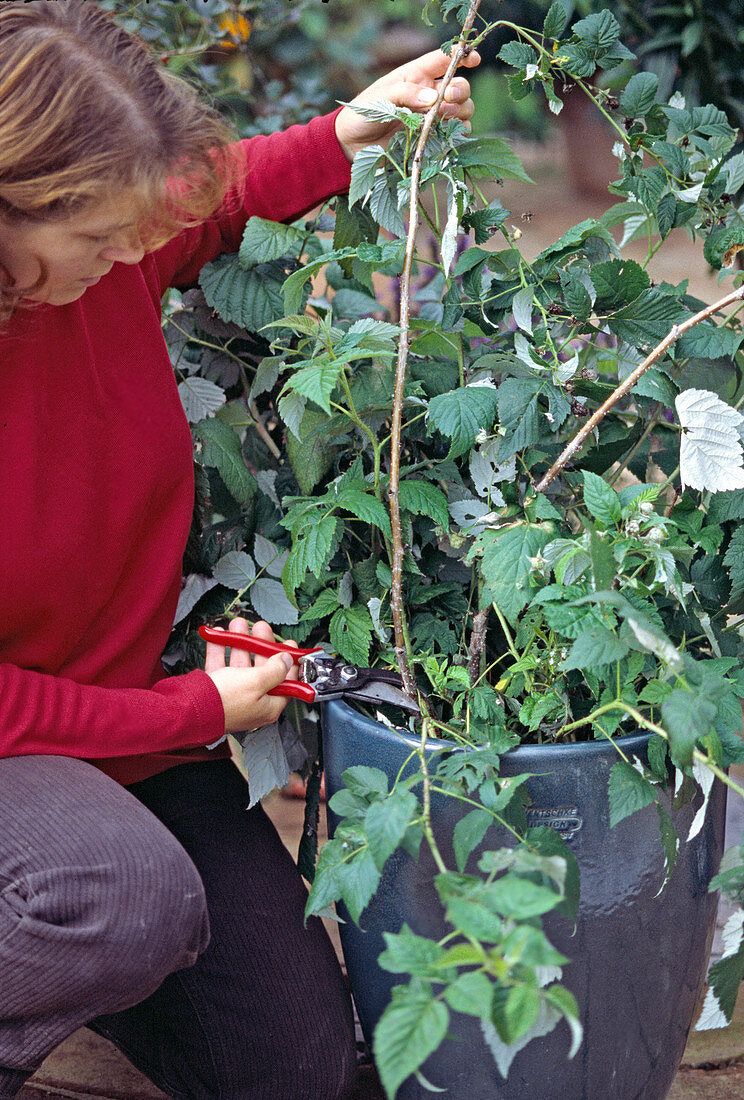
[{"x1": 198, "y1": 625, "x2": 421, "y2": 716}]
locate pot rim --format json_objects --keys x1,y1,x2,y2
[{"x1": 322, "y1": 697, "x2": 652, "y2": 762}]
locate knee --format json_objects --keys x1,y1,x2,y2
[{"x1": 3, "y1": 829, "x2": 209, "y2": 998}]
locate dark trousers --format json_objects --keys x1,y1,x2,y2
[{"x1": 0, "y1": 756, "x2": 356, "y2": 1099}]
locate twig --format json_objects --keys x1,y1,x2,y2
[
  {"x1": 389, "y1": 0, "x2": 483, "y2": 698},
  {"x1": 468, "y1": 608, "x2": 489, "y2": 686},
  {"x1": 534, "y1": 285, "x2": 744, "y2": 494}
]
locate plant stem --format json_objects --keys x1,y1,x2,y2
[
  {"x1": 388, "y1": 0, "x2": 483, "y2": 698},
  {"x1": 417, "y1": 717, "x2": 448, "y2": 875},
  {"x1": 534, "y1": 285, "x2": 744, "y2": 493}
]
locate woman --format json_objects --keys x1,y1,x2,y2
[{"x1": 0, "y1": 3, "x2": 477, "y2": 1097}]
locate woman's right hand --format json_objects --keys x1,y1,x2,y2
[{"x1": 204, "y1": 617, "x2": 298, "y2": 734}]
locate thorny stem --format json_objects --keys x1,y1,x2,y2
[
  {"x1": 534, "y1": 285, "x2": 744, "y2": 494},
  {"x1": 468, "y1": 608, "x2": 489, "y2": 686},
  {"x1": 389, "y1": 0, "x2": 483, "y2": 699},
  {"x1": 417, "y1": 716, "x2": 448, "y2": 875}
]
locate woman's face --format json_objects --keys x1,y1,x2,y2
[{"x1": 0, "y1": 193, "x2": 146, "y2": 306}]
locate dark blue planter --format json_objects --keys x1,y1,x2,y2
[{"x1": 322, "y1": 698, "x2": 726, "y2": 1100}]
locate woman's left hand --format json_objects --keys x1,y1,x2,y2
[{"x1": 335, "y1": 47, "x2": 481, "y2": 163}]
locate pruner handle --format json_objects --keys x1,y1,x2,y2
[{"x1": 198, "y1": 625, "x2": 320, "y2": 661}]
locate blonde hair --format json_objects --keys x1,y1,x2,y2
[{"x1": 0, "y1": 0, "x2": 237, "y2": 319}]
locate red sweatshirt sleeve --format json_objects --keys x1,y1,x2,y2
[
  {"x1": 0, "y1": 665, "x2": 226, "y2": 760},
  {"x1": 153, "y1": 109, "x2": 352, "y2": 292}
]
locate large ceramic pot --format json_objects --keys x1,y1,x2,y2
[{"x1": 322, "y1": 698, "x2": 726, "y2": 1100}]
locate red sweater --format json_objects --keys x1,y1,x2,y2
[{"x1": 0, "y1": 111, "x2": 351, "y2": 786}]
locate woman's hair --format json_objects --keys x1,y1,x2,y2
[{"x1": 0, "y1": 0, "x2": 237, "y2": 320}]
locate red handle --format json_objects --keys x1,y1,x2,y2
[
  {"x1": 268, "y1": 681, "x2": 317, "y2": 702},
  {"x1": 198, "y1": 625, "x2": 320, "y2": 660}
]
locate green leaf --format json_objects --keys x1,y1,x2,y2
[
  {"x1": 348, "y1": 144, "x2": 386, "y2": 207},
  {"x1": 330, "y1": 604, "x2": 373, "y2": 665},
  {"x1": 333, "y1": 194, "x2": 379, "y2": 257},
  {"x1": 212, "y1": 550, "x2": 256, "y2": 590},
  {"x1": 583, "y1": 471, "x2": 621, "y2": 528},
  {"x1": 656, "y1": 193, "x2": 677, "y2": 240},
  {"x1": 178, "y1": 377, "x2": 226, "y2": 423},
  {"x1": 428, "y1": 385, "x2": 500, "y2": 458},
  {"x1": 706, "y1": 939, "x2": 744, "y2": 1024},
  {"x1": 543, "y1": 1, "x2": 568, "y2": 39},
  {"x1": 455, "y1": 137, "x2": 532, "y2": 183},
  {"x1": 590, "y1": 259, "x2": 649, "y2": 308},
  {"x1": 336, "y1": 846, "x2": 381, "y2": 924},
  {"x1": 378, "y1": 925, "x2": 445, "y2": 976},
  {"x1": 336, "y1": 489, "x2": 393, "y2": 539},
  {"x1": 677, "y1": 324, "x2": 743, "y2": 361},
  {"x1": 199, "y1": 255, "x2": 285, "y2": 331},
  {"x1": 497, "y1": 42, "x2": 537, "y2": 69},
  {"x1": 284, "y1": 356, "x2": 344, "y2": 414},
  {"x1": 239, "y1": 217, "x2": 305, "y2": 265},
  {"x1": 342, "y1": 765, "x2": 389, "y2": 799},
  {"x1": 453, "y1": 809, "x2": 492, "y2": 873},
  {"x1": 619, "y1": 72, "x2": 658, "y2": 119},
  {"x1": 608, "y1": 288, "x2": 685, "y2": 348},
  {"x1": 443, "y1": 971, "x2": 495, "y2": 1017},
  {"x1": 482, "y1": 524, "x2": 551, "y2": 625},
  {"x1": 561, "y1": 624, "x2": 628, "y2": 671},
  {"x1": 374, "y1": 984, "x2": 449, "y2": 1100},
  {"x1": 399, "y1": 479, "x2": 450, "y2": 530},
  {"x1": 724, "y1": 526, "x2": 744, "y2": 601},
  {"x1": 195, "y1": 417, "x2": 256, "y2": 504},
  {"x1": 497, "y1": 377, "x2": 543, "y2": 457},
  {"x1": 607, "y1": 760, "x2": 657, "y2": 828},
  {"x1": 365, "y1": 790, "x2": 418, "y2": 870},
  {"x1": 493, "y1": 984, "x2": 541, "y2": 1045},
  {"x1": 285, "y1": 406, "x2": 336, "y2": 494},
  {"x1": 485, "y1": 874, "x2": 561, "y2": 918},
  {"x1": 656, "y1": 801, "x2": 678, "y2": 887},
  {"x1": 704, "y1": 225, "x2": 744, "y2": 271},
  {"x1": 662, "y1": 689, "x2": 716, "y2": 768},
  {"x1": 282, "y1": 514, "x2": 342, "y2": 595}
]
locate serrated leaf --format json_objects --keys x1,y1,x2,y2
[
  {"x1": 482, "y1": 524, "x2": 552, "y2": 625},
  {"x1": 619, "y1": 72, "x2": 658, "y2": 119},
  {"x1": 174, "y1": 573, "x2": 218, "y2": 624},
  {"x1": 399, "y1": 479, "x2": 450, "y2": 530},
  {"x1": 583, "y1": 471, "x2": 621, "y2": 527},
  {"x1": 349, "y1": 144, "x2": 386, "y2": 207},
  {"x1": 213, "y1": 550, "x2": 256, "y2": 590},
  {"x1": 199, "y1": 255, "x2": 285, "y2": 331},
  {"x1": 428, "y1": 385, "x2": 500, "y2": 458},
  {"x1": 481, "y1": 1002, "x2": 562, "y2": 1079},
  {"x1": 543, "y1": 1, "x2": 568, "y2": 38},
  {"x1": 561, "y1": 624, "x2": 628, "y2": 671},
  {"x1": 249, "y1": 577, "x2": 299, "y2": 625},
  {"x1": 234, "y1": 724, "x2": 290, "y2": 809},
  {"x1": 590, "y1": 258, "x2": 649, "y2": 307},
  {"x1": 178, "y1": 376, "x2": 226, "y2": 423},
  {"x1": 497, "y1": 377, "x2": 542, "y2": 457},
  {"x1": 378, "y1": 926, "x2": 445, "y2": 977},
  {"x1": 329, "y1": 604, "x2": 373, "y2": 665},
  {"x1": 365, "y1": 790, "x2": 418, "y2": 870},
  {"x1": 239, "y1": 217, "x2": 305, "y2": 266},
  {"x1": 662, "y1": 689, "x2": 716, "y2": 768},
  {"x1": 374, "y1": 985, "x2": 450, "y2": 1100},
  {"x1": 195, "y1": 417, "x2": 256, "y2": 504},
  {"x1": 453, "y1": 809, "x2": 492, "y2": 873},
  {"x1": 701, "y1": 912, "x2": 744, "y2": 1027},
  {"x1": 608, "y1": 288, "x2": 685, "y2": 347},
  {"x1": 284, "y1": 356, "x2": 344, "y2": 414},
  {"x1": 677, "y1": 324, "x2": 743, "y2": 360},
  {"x1": 285, "y1": 406, "x2": 336, "y2": 494},
  {"x1": 724, "y1": 526, "x2": 744, "y2": 601},
  {"x1": 676, "y1": 389, "x2": 744, "y2": 493},
  {"x1": 336, "y1": 488, "x2": 393, "y2": 538},
  {"x1": 253, "y1": 535, "x2": 287, "y2": 578},
  {"x1": 704, "y1": 225, "x2": 744, "y2": 270},
  {"x1": 608, "y1": 760, "x2": 657, "y2": 827},
  {"x1": 282, "y1": 514, "x2": 342, "y2": 596},
  {"x1": 455, "y1": 137, "x2": 532, "y2": 183}
]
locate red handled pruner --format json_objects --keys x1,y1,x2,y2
[{"x1": 198, "y1": 625, "x2": 421, "y2": 716}]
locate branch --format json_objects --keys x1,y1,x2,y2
[
  {"x1": 534, "y1": 285, "x2": 744, "y2": 494},
  {"x1": 389, "y1": 0, "x2": 483, "y2": 698}
]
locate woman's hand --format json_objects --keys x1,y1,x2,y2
[
  {"x1": 204, "y1": 617, "x2": 299, "y2": 734},
  {"x1": 335, "y1": 47, "x2": 480, "y2": 163}
]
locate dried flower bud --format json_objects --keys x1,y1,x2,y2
[
  {"x1": 570, "y1": 399, "x2": 589, "y2": 417},
  {"x1": 581, "y1": 366, "x2": 598, "y2": 382}
]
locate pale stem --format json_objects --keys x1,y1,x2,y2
[
  {"x1": 534, "y1": 285, "x2": 744, "y2": 494},
  {"x1": 389, "y1": 0, "x2": 483, "y2": 698}
]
